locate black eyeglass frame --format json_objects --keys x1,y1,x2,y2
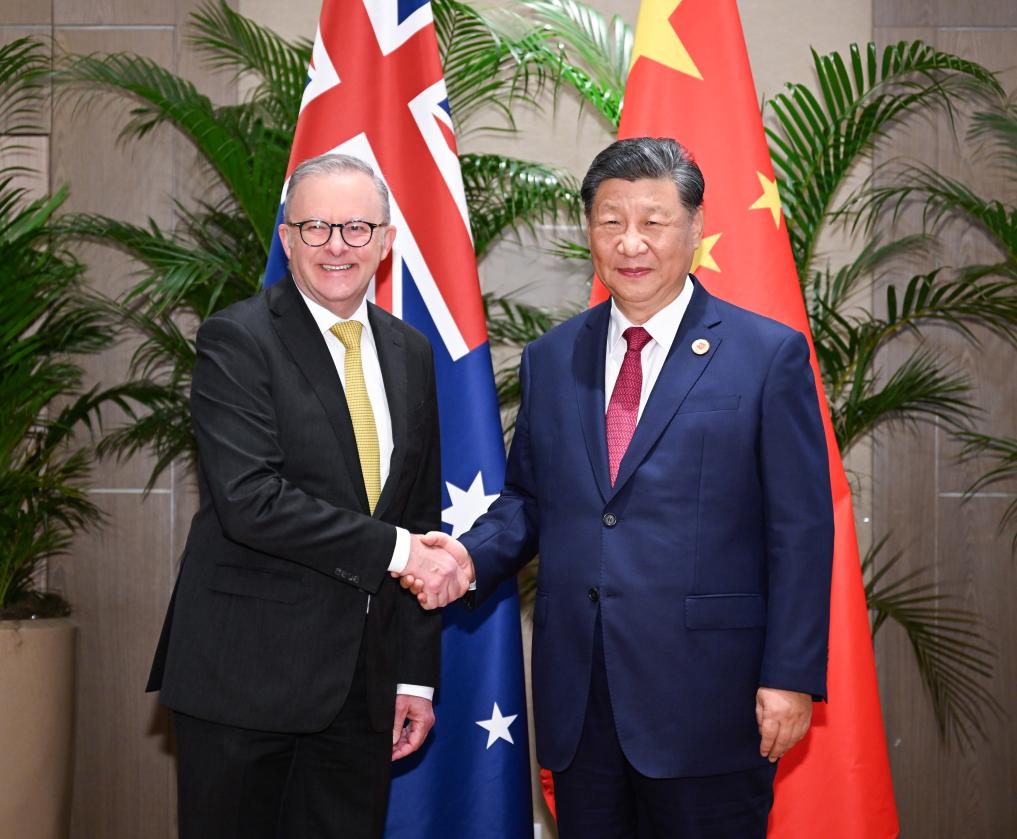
[{"x1": 286, "y1": 219, "x2": 387, "y2": 248}]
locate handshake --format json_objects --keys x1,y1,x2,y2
[{"x1": 393, "y1": 532, "x2": 473, "y2": 609}]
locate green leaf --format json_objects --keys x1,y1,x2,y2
[
  {"x1": 461, "y1": 153, "x2": 581, "y2": 258},
  {"x1": 767, "y1": 40, "x2": 1002, "y2": 280},
  {"x1": 865, "y1": 537, "x2": 1005, "y2": 748}
]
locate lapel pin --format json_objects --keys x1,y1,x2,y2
[{"x1": 691, "y1": 338, "x2": 710, "y2": 355}]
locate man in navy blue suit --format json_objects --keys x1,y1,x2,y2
[{"x1": 418, "y1": 137, "x2": 834, "y2": 838}]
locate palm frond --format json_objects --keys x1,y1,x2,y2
[
  {"x1": 544, "y1": 237, "x2": 591, "y2": 262},
  {"x1": 55, "y1": 52, "x2": 283, "y2": 248},
  {"x1": 433, "y1": 0, "x2": 551, "y2": 133},
  {"x1": 956, "y1": 431, "x2": 1017, "y2": 554},
  {"x1": 484, "y1": 294, "x2": 576, "y2": 429},
  {"x1": 189, "y1": 0, "x2": 309, "y2": 131},
  {"x1": 768, "y1": 40, "x2": 1002, "y2": 279},
  {"x1": 0, "y1": 166, "x2": 118, "y2": 613},
  {"x1": 0, "y1": 37, "x2": 48, "y2": 142},
  {"x1": 833, "y1": 346, "x2": 974, "y2": 452},
  {"x1": 865, "y1": 537, "x2": 1004, "y2": 747},
  {"x1": 848, "y1": 163, "x2": 1017, "y2": 273},
  {"x1": 805, "y1": 234, "x2": 930, "y2": 317},
  {"x1": 969, "y1": 101, "x2": 1017, "y2": 177},
  {"x1": 882, "y1": 270, "x2": 1017, "y2": 343},
  {"x1": 515, "y1": 0, "x2": 629, "y2": 126},
  {"x1": 461, "y1": 153, "x2": 581, "y2": 258}
]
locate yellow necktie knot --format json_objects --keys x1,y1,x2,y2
[
  {"x1": 330, "y1": 319, "x2": 363, "y2": 350},
  {"x1": 329, "y1": 320, "x2": 381, "y2": 513}
]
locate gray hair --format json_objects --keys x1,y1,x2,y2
[
  {"x1": 580, "y1": 137, "x2": 705, "y2": 217},
  {"x1": 285, "y1": 153, "x2": 391, "y2": 224}
]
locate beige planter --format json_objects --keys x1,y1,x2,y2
[{"x1": 0, "y1": 618, "x2": 77, "y2": 839}]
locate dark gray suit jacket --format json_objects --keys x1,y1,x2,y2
[{"x1": 148, "y1": 276, "x2": 442, "y2": 733}]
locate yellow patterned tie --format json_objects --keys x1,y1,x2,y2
[{"x1": 330, "y1": 320, "x2": 381, "y2": 513}]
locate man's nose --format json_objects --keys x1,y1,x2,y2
[
  {"x1": 326, "y1": 228, "x2": 351, "y2": 254},
  {"x1": 617, "y1": 226, "x2": 648, "y2": 256}
]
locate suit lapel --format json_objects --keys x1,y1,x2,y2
[
  {"x1": 610, "y1": 280, "x2": 724, "y2": 498},
  {"x1": 573, "y1": 302, "x2": 613, "y2": 503},
  {"x1": 268, "y1": 277, "x2": 370, "y2": 513},
  {"x1": 368, "y1": 303, "x2": 407, "y2": 519}
]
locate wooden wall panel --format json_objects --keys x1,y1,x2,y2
[
  {"x1": 1, "y1": 1, "x2": 52, "y2": 25},
  {"x1": 51, "y1": 494, "x2": 177, "y2": 839},
  {"x1": 53, "y1": 1, "x2": 176, "y2": 26},
  {"x1": 873, "y1": 10, "x2": 1017, "y2": 839}
]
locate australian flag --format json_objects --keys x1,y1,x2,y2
[{"x1": 263, "y1": 2, "x2": 533, "y2": 837}]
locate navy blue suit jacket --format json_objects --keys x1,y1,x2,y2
[{"x1": 460, "y1": 279, "x2": 834, "y2": 778}]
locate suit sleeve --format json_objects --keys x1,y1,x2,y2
[
  {"x1": 459, "y1": 343, "x2": 541, "y2": 604},
  {"x1": 191, "y1": 313, "x2": 397, "y2": 593},
  {"x1": 757, "y1": 330, "x2": 834, "y2": 700},
  {"x1": 394, "y1": 341, "x2": 442, "y2": 688}
]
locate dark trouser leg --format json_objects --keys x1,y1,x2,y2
[
  {"x1": 631, "y1": 762, "x2": 778, "y2": 839},
  {"x1": 173, "y1": 711, "x2": 296, "y2": 839},
  {"x1": 552, "y1": 613, "x2": 638, "y2": 839},
  {"x1": 550, "y1": 608, "x2": 778, "y2": 839},
  {"x1": 174, "y1": 640, "x2": 391, "y2": 839},
  {"x1": 280, "y1": 648, "x2": 392, "y2": 839}
]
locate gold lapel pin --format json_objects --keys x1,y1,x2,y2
[{"x1": 691, "y1": 338, "x2": 710, "y2": 355}]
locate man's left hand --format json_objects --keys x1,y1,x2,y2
[
  {"x1": 755, "y1": 687, "x2": 812, "y2": 762},
  {"x1": 392, "y1": 694, "x2": 435, "y2": 761}
]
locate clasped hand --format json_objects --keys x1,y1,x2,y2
[{"x1": 393, "y1": 532, "x2": 474, "y2": 609}]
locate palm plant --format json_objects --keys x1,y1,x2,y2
[
  {"x1": 0, "y1": 38, "x2": 119, "y2": 619},
  {"x1": 56, "y1": 0, "x2": 580, "y2": 486},
  {"x1": 846, "y1": 99, "x2": 1017, "y2": 554}
]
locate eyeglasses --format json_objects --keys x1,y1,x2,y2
[{"x1": 287, "y1": 219, "x2": 386, "y2": 248}]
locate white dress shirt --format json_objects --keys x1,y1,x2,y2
[
  {"x1": 605, "y1": 276, "x2": 694, "y2": 418},
  {"x1": 296, "y1": 289, "x2": 430, "y2": 700}
]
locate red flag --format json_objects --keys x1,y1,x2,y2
[{"x1": 590, "y1": 1, "x2": 899, "y2": 835}]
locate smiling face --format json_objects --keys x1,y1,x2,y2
[
  {"x1": 587, "y1": 176, "x2": 703, "y2": 324},
  {"x1": 279, "y1": 170, "x2": 396, "y2": 319}
]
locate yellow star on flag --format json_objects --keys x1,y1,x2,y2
[
  {"x1": 749, "y1": 171, "x2": 783, "y2": 228},
  {"x1": 629, "y1": 0, "x2": 702, "y2": 79},
  {"x1": 691, "y1": 233, "x2": 721, "y2": 274}
]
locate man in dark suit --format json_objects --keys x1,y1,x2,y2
[
  {"x1": 148, "y1": 153, "x2": 471, "y2": 839},
  {"x1": 420, "y1": 138, "x2": 834, "y2": 838}
]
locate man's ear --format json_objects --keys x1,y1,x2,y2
[
  {"x1": 381, "y1": 224, "x2": 397, "y2": 259},
  {"x1": 690, "y1": 207, "x2": 705, "y2": 247},
  {"x1": 278, "y1": 222, "x2": 293, "y2": 261}
]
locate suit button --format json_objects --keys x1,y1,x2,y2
[
  {"x1": 588, "y1": 587, "x2": 600, "y2": 603},
  {"x1": 603, "y1": 513, "x2": 617, "y2": 527}
]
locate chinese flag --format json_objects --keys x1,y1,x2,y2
[{"x1": 589, "y1": 0, "x2": 900, "y2": 836}]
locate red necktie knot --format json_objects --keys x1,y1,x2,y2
[
  {"x1": 623, "y1": 326, "x2": 652, "y2": 353},
  {"x1": 606, "y1": 326, "x2": 653, "y2": 485}
]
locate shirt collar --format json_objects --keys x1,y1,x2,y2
[
  {"x1": 295, "y1": 287, "x2": 372, "y2": 341},
  {"x1": 607, "y1": 275, "x2": 693, "y2": 355}
]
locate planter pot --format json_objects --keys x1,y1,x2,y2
[{"x1": 0, "y1": 618, "x2": 77, "y2": 839}]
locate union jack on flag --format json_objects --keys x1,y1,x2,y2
[{"x1": 263, "y1": 2, "x2": 533, "y2": 837}]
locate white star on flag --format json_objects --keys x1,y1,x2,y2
[
  {"x1": 476, "y1": 702, "x2": 518, "y2": 749},
  {"x1": 441, "y1": 471, "x2": 498, "y2": 537}
]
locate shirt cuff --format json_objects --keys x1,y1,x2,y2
[
  {"x1": 396, "y1": 683, "x2": 434, "y2": 701},
  {"x1": 388, "y1": 527, "x2": 410, "y2": 574}
]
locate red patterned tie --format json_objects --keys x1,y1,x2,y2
[{"x1": 606, "y1": 326, "x2": 652, "y2": 485}]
